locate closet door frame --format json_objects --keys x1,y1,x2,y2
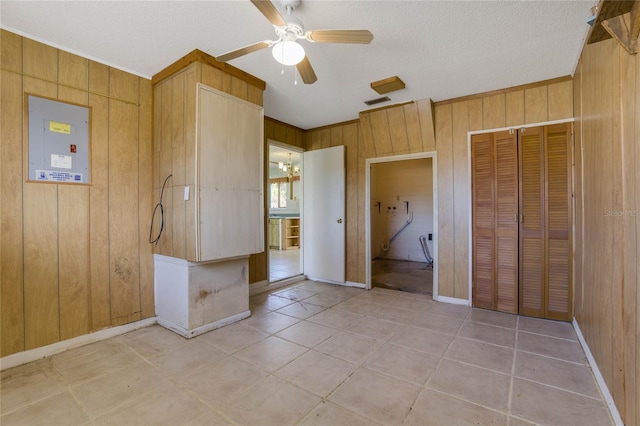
[{"x1": 467, "y1": 118, "x2": 575, "y2": 318}]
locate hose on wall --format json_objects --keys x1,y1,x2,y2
[{"x1": 149, "y1": 174, "x2": 173, "y2": 246}]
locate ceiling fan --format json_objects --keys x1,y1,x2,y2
[{"x1": 215, "y1": 0, "x2": 374, "y2": 84}]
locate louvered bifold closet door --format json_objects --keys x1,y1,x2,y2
[
  {"x1": 544, "y1": 123, "x2": 572, "y2": 320},
  {"x1": 471, "y1": 133, "x2": 496, "y2": 310},
  {"x1": 519, "y1": 127, "x2": 545, "y2": 317},
  {"x1": 518, "y1": 124, "x2": 572, "y2": 319},
  {"x1": 471, "y1": 132, "x2": 519, "y2": 313},
  {"x1": 494, "y1": 131, "x2": 519, "y2": 313}
]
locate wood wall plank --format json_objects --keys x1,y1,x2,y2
[
  {"x1": 369, "y1": 110, "x2": 393, "y2": 155},
  {"x1": 417, "y1": 99, "x2": 436, "y2": 149},
  {"x1": 158, "y1": 82, "x2": 173, "y2": 255},
  {"x1": 330, "y1": 126, "x2": 343, "y2": 148},
  {"x1": 435, "y1": 104, "x2": 455, "y2": 297},
  {"x1": 89, "y1": 61, "x2": 109, "y2": 96},
  {"x1": 620, "y1": 45, "x2": 638, "y2": 425},
  {"x1": 344, "y1": 123, "x2": 359, "y2": 283},
  {"x1": 108, "y1": 100, "x2": 141, "y2": 326},
  {"x1": 58, "y1": 185, "x2": 90, "y2": 340},
  {"x1": 506, "y1": 90, "x2": 525, "y2": 127},
  {"x1": 23, "y1": 38, "x2": 57, "y2": 82},
  {"x1": 452, "y1": 102, "x2": 470, "y2": 298},
  {"x1": 1, "y1": 29, "x2": 22, "y2": 71},
  {"x1": 231, "y1": 77, "x2": 248, "y2": 101},
  {"x1": 0, "y1": 68, "x2": 25, "y2": 356},
  {"x1": 58, "y1": 50, "x2": 88, "y2": 90},
  {"x1": 23, "y1": 183, "x2": 59, "y2": 349},
  {"x1": 525, "y1": 86, "x2": 548, "y2": 124},
  {"x1": 548, "y1": 80, "x2": 573, "y2": 121},
  {"x1": 138, "y1": 78, "x2": 155, "y2": 319},
  {"x1": 109, "y1": 68, "x2": 139, "y2": 104},
  {"x1": 171, "y1": 72, "x2": 186, "y2": 259},
  {"x1": 404, "y1": 102, "x2": 423, "y2": 153},
  {"x1": 202, "y1": 64, "x2": 223, "y2": 91},
  {"x1": 356, "y1": 124, "x2": 368, "y2": 284},
  {"x1": 184, "y1": 66, "x2": 198, "y2": 262},
  {"x1": 88, "y1": 94, "x2": 111, "y2": 330},
  {"x1": 468, "y1": 99, "x2": 483, "y2": 131},
  {"x1": 387, "y1": 107, "x2": 409, "y2": 154},
  {"x1": 483, "y1": 94, "x2": 505, "y2": 130},
  {"x1": 57, "y1": 86, "x2": 88, "y2": 105}
]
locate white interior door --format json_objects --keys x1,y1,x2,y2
[{"x1": 303, "y1": 145, "x2": 345, "y2": 284}]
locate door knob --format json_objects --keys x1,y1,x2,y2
[{"x1": 337, "y1": 218, "x2": 343, "y2": 224}]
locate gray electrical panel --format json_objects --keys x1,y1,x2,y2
[{"x1": 27, "y1": 95, "x2": 90, "y2": 183}]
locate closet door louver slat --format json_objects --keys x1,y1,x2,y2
[{"x1": 519, "y1": 127, "x2": 545, "y2": 317}]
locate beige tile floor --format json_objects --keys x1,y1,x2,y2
[
  {"x1": 1, "y1": 281, "x2": 614, "y2": 426},
  {"x1": 269, "y1": 249, "x2": 301, "y2": 282}
]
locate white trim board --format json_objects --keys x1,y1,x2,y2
[
  {"x1": 572, "y1": 318, "x2": 624, "y2": 426},
  {"x1": 249, "y1": 275, "x2": 306, "y2": 297},
  {"x1": 0, "y1": 318, "x2": 157, "y2": 371},
  {"x1": 435, "y1": 295, "x2": 471, "y2": 306},
  {"x1": 365, "y1": 151, "x2": 438, "y2": 298}
]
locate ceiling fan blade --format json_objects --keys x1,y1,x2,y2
[
  {"x1": 216, "y1": 41, "x2": 271, "y2": 62},
  {"x1": 250, "y1": 0, "x2": 286, "y2": 27},
  {"x1": 296, "y1": 56, "x2": 317, "y2": 84},
  {"x1": 306, "y1": 29, "x2": 374, "y2": 44}
]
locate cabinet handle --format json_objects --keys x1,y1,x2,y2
[{"x1": 520, "y1": 214, "x2": 524, "y2": 223}]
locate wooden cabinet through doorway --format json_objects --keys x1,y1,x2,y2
[{"x1": 471, "y1": 123, "x2": 572, "y2": 321}]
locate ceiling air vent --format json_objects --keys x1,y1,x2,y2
[{"x1": 363, "y1": 96, "x2": 390, "y2": 106}]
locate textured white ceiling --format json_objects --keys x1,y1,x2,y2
[{"x1": 0, "y1": 0, "x2": 592, "y2": 130}]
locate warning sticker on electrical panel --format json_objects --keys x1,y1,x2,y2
[
  {"x1": 51, "y1": 154, "x2": 72, "y2": 169},
  {"x1": 49, "y1": 121, "x2": 71, "y2": 134},
  {"x1": 36, "y1": 170, "x2": 83, "y2": 183}
]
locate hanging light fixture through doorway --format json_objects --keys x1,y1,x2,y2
[
  {"x1": 278, "y1": 152, "x2": 300, "y2": 199},
  {"x1": 278, "y1": 152, "x2": 300, "y2": 178}
]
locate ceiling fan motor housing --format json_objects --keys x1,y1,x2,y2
[{"x1": 279, "y1": 0, "x2": 301, "y2": 11}]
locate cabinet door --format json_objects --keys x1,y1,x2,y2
[
  {"x1": 495, "y1": 131, "x2": 519, "y2": 314},
  {"x1": 519, "y1": 124, "x2": 572, "y2": 320},
  {"x1": 472, "y1": 133, "x2": 496, "y2": 310},
  {"x1": 472, "y1": 132, "x2": 519, "y2": 313},
  {"x1": 197, "y1": 84, "x2": 264, "y2": 261},
  {"x1": 544, "y1": 123, "x2": 572, "y2": 320},
  {"x1": 519, "y1": 127, "x2": 545, "y2": 318}
]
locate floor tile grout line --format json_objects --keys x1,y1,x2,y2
[
  {"x1": 514, "y1": 348, "x2": 589, "y2": 365},
  {"x1": 423, "y1": 387, "x2": 515, "y2": 419},
  {"x1": 420, "y1": 307, "x2": 470, "y2": 410},
  {"x1": 512, "y1": 375, "x2": 607, "y2": 401},
  {"x1": 453, "y1": 334, "x2": 517, "y2": 350},
  {"x1": 0, "y1": 387, "x2": 70, "y2": 418},
  {"x1": 517, "y1": 328, "x2": 580, "y2": 342},
  {"x1": 507, "y1": 315, "x2": 519, "y2": 416},
  {"x1": 440, "y1": 355, "x2": 513, "y2": 377}
]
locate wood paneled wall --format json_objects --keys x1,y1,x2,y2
[
  {"x1": 305, "y1": 81, "x2": 572, "y2": 297},
  {"x1": 573, "y1": 38, "x2": 639, "y2": 426},
  {"x1": 0, "y1": 30, "x2": 154, "y2": 357}
]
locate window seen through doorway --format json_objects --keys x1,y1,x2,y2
[{"x1": 270, "y1": 181, "x2": 288, "y2": 208}]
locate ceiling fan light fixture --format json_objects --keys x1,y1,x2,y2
[{"x1": 272, "y1": 40, "x2": 305, "y2": 65}]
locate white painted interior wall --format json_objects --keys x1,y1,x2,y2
[{"x1": 371, "y1": 158, "x2": 433, "y2": 262}]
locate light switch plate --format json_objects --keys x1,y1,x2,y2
[{"x1": 184, "y1": 186, "x2": 190, "y2": 201}]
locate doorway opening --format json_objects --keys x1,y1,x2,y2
[
  {"x1": 366, "y1": 153, "x2": 437, "y2": 296},
  {"x1": 268, "y1": 143, "x2": 303, "y2": 283}
]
